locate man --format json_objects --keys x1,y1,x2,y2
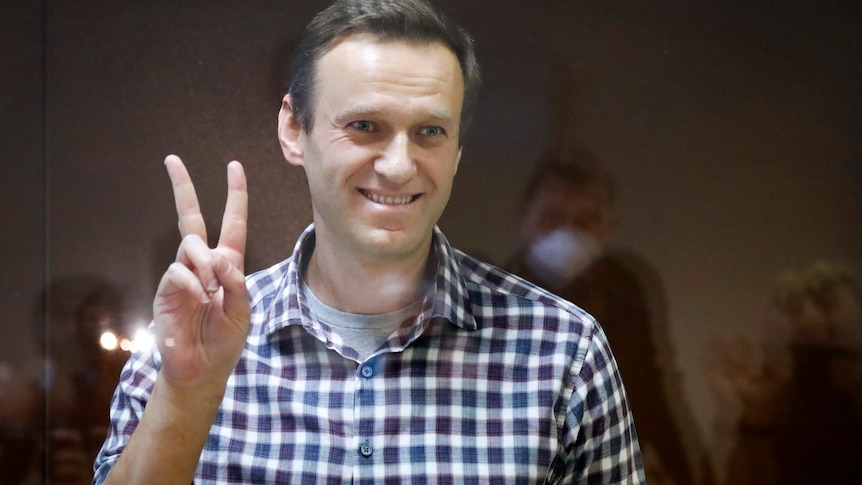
[
  {"x1": 95, "y1": 1, "x2": 644, "y2": 483},
  {"x1": 507, "y1": 151, "x2": 700, "y2": 484}
]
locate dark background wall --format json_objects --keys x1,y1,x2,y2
[
  {"x1": 2, "y1": 0, "x2": 46, "y2": 377},
  {"x1": 3, "y1": 1, "x2": 860, "y2": 482}
]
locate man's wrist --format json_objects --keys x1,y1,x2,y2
[{"x1": 150, "y1": 374, "x2": 227, "y2": 420}]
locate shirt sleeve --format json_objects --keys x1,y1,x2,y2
[
  {"x1": 92, "y1": 343, "x2": 161, "y2": 485},
  {"x1": 558, "y1": 323, "x2": 646, "y2": 484}
]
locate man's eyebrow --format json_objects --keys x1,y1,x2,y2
[
  {"x1": 424, "y1": 110, "x2": 457, "y2": 124},
  {"x1": 337, "y1": 106, "x2": 457, "y2": 124},
  {"x1": 339, "y1": 105, "x2": 381, "y2": 118}
]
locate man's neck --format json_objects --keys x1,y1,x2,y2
[{"x1": 304, "y1": 234, "x2": 433, "y2": 315}]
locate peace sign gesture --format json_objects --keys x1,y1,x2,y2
[
  {"x1": 103, "y1": 157, "x2": 251, "y2": 484},
  {"x1": 152, "y1": 154, "x2": 250, "y2": 396}
]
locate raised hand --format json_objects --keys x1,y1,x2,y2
[
  {"x1": 152, "y1": 155, "x2": 250, "y2": 396},
  {"x1": 102, "y1": 156, "x2": 249, "y2": 484}
]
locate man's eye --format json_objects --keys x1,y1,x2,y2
[
  {"x1": 350, "y1": 120, "x2": 374, "y2": 132},
  {"x1": 420, "y1": 126, "x2": 444, "y2": 137}
]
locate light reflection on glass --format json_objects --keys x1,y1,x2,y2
[
  {"x1": 99, "y1": 331, "x2": 118, "y2": 351},
  {"x1": 98, "y1": 323, "x2": 155, "y2": 355},
  {"x1": 131, "y1": 326, "x2": 155, "y2": 354}
]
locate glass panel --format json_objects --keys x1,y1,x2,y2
[
  {"x1": 3, "y1": 2, "x2": 856, "y2": 484},
  {"x1": 1, "y1": 0, "x2": 47, "y2": 483}
]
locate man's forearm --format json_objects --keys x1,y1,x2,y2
[{"x1": 104, "y1": 377, "x2": 225, "y2": 485}]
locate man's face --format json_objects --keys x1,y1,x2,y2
[{"x1": 283, "y1": 35, "x2": 464, "y2": 263}]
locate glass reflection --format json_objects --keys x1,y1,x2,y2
[
  {"x1": 43, "y1": 275, "x2": 131, "y2": 484},
  {"x1": 0, "y1": 364, "x2": 43, "y2": 485}
]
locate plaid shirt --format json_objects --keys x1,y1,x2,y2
[{"x1": 94, "y1": 225, "x2": 644, "y2": 484}]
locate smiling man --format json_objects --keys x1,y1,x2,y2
[
  {"x1": 94, "y1": 1, "x2": 645, "y2": 484},
  {"x1": 279, "y1": 35, "x2": 464, "y2": 313}
]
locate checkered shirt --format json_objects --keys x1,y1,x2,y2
[{"x1": 94, "y1": 225, "x2": 645, "y2": 484}]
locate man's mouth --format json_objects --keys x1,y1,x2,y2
[{"x1": 360, "y1": 189, "x2": 420, "y2": 205}]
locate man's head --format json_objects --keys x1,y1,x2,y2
[
  {"x1": 520, "y1": 149, "x2": 616, "y2": 244},
  {"x1": 516, "y1": 150, "x2": 615, "y2": 286},
  {"x1": 278, "y1": 2, "x2": 472, "y2": 267},
  {"x1": 287, "y1": 0, "x2": 480, "y2": 141},
  {"x1": 768, "y1": 262, "x2": 862, "y2": 347}
]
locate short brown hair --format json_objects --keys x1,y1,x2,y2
[{"x1": 522, "y1": 148, "x2": 616, "y2": 207}]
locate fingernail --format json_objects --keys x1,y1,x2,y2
[
  {"x1": 207, "y1": 279, "x2": 220, "y2": 294},
  {"x1": 200, "y1": 291, "x2": 212, "y2": 303},
  {"x1": 213, "y1": 255, "x2": 230, "y2": 274}
]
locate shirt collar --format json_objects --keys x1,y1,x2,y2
[
  {"x1": 427, "y1": 226, "x2": 478, "y2": 331},
  {"x1": 263, "y1": 224, "x2": 478, "y2": 338}
]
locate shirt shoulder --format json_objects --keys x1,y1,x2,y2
[{"x1": 453, "y1": 248, "x2": 597, "y2": 331}]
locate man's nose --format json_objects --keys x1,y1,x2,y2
[{"x1": 374, "y1": 133, "x2": 416, "y2": 185}]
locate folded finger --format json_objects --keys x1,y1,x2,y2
[
  {"x1": 175, "y1": 234, "x2": 220, "y2": 301},
  {"x1": 159, "y1": 260, "x2": 209, "y2": 305}
]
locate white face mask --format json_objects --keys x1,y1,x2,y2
[{"x1": 523, "y1": 228, "x2": 603, "y2": 288}]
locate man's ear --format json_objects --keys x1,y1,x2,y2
[{"x1": 278, "y1": 94, "x2": 304, "y2": 167}]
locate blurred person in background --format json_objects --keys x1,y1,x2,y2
[
  {"x1": 0, "y1": 362, "x2": 42, "y2": 485},
  {"x1": 707, "y1": 261, "x2": 862, "y2": 485},
  {"x1": 39, "y1": 275, "x2": 129, "y2": 484},
  {"x1": 508, "y1": 149, "x2": 704, "y2": 485}
]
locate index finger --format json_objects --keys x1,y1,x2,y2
[
  {"x1": 216, "y1": 160, "x2": 248, "y2": 272},
  {"x1": 165, "y1": 154, "x2": 208, "y2": 241}
]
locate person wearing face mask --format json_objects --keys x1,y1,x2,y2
[{"x1": 508, "y1": 149, "x2": 708, "y2": 485}]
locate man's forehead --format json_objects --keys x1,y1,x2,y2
[
  {"x1": 313, "y1": 34, "x2": 464, "y2": 105},
  {"x1": 317, "y1": 33, "x2": 460, "y2": 75}
]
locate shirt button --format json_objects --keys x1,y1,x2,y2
[
  {"x1": 360, "y1": 440, "x2": 373, "y2": 457},
  {"x1": 360, "y1": 365, "x2": 373, "y2": 378}
]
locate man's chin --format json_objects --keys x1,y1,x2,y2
[{"x1": 359, "y1": 227, "x2": 429, "y2": 261}]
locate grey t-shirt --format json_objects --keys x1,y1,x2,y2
[{"x1": 301, "y1": 279, "x2": 423, "y2": 361}]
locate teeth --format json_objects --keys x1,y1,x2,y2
[{"x1": 367, "y1": 192, "x2": 412, "y2": 205}]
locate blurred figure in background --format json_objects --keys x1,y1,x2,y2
[
  {"x1": 40, "y1": 275, "x2": 129, "y2": 484},
  {"x1": 707, "y1": 261, "x2": 862, "y2": 485},
  {"x1": 507, "y1": 149, "x2": 703, "y2": 485},
  {"x1": 0, "y1": 362, "x2": 42, "y2": 485}
]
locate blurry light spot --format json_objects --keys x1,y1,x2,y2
[
  {"x1": 130, "y1": 327, "x2": 155, "y2": 353},
  {"x1": 99, "y1": 331, "x2": 118, "y2": 351},
  {"x1": 119, "y1": 339, "x2": 132, "y2": 352}
]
